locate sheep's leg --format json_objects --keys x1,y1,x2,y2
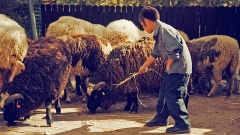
[
  {"x1": 55, "y1": 99, "x2": 61, "y2": 114},
  {"x1": 130, "y1": 92, "x2": 138, "y2": 114},
  {"x1": 226, "y1": 77, "x2": 234, "y2": 96},
  {"x1": 75, "y1": 76, "x2": 83, "y2": 96},
  {"x1": 207, "y1": 75, "x2": 212, "y2": 91},
  {"x1": 65, "y1": 87, "x2": 72, "y2": 103},
  {"x1": 207, "y1": 71, "x2": 222, "y2": 97},
  {"x1": 124, "y1": 94, "x2": 132, "y2": 111},
  {"x1": 45, "y1": 99, "x2": 53, "y2": 127},
  {"x1": 80, "y1": 76, "x2": 88, "y2": 102}
]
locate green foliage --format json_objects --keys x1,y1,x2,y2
[{"x1": 42, "y1": 0, "x2": 239, "y2": 6}]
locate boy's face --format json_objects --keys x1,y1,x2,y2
[{"x1": 140, "y1": 19, "x2": 155, "y2": 34}]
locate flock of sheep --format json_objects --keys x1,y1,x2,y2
[{"x1": 0, "y1": 13, "x2": 239, "y2": 127}]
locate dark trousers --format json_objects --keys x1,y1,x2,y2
[{"x1": 156, "y1": 73, "x2": 191, "y2": 129}]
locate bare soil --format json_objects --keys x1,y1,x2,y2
[{"x1": 0, "y1": 82, "x2": 240, "y2": 135}]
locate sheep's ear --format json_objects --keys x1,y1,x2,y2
[{"x1": 15, "y1": 99, "x2": 23, "y2": 109}]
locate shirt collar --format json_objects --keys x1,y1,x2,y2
[{"x1": 153, "y1": 20, "x2": 161, "y2": 36}]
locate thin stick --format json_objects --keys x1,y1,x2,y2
[{"x1": 112, "y1": 68, "x2": 164, "y2": 87}]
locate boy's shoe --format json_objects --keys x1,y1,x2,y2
[
  {"x1": 166, "y1": 126, "x2": 190, "y2": 134},
  {"x1": 145, "y1": 119, "x2": 168, "y2": 127}
]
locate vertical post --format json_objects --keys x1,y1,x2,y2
[{"x1": 28, "y1": 0, "x2": 38, "y2": 40}]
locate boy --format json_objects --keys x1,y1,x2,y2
[{"x1": 138, "y1": 6, "x2": 192, "y2": 134}]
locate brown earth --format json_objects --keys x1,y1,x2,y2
[{"x1": 0, "y1": 81, "x2": 240, "y2": 135}]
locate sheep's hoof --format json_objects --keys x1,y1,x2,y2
[
  {"x1": 47, "y1": 122, "x2": 52, "y2": 127},
  {"x1": 56, "y1": 108, "x2": 61, "y2": 114},
  {"x1": 66, "y1": 101, "x2": 71, "y2": 104},
  {"x1": 7, "y1": 122, "x2": 16, "y2": 126},
  {"x1": 226, "y1": 92, "x2": 231, "y2": 97},
  {"x1": 124, "y1": 106, "x2": 131, "y2": 111},
  {"x1": 207, "y1": 93, "x2": 214, "y2": 97}
]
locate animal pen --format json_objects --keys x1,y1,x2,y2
[{"x1": 41, "y1": 5, "x2": 240, "y2": 43}]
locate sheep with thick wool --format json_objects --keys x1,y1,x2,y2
[
  {"x1": 46, "y1": 16, "x2": 109, "y2": 102},
  {"x1": 102, "y1": 19, "x2": 152, "y2": 46},
  {"x1": 86, "y1": 37, "x2": 165, "y2": 114},
  {"x1": 0, "y1": 34, "x2": 112, "y2": 127},
  {"x1": 187, "y1": 35, "x2": 239, "y2": 97},
  {"x1": 46, "y1": 16, "x2": 106, "y2": 38},
  {"x1": 0, "y1": 14, "x2": 28, "y2": 88}
]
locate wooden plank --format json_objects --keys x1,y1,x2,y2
[
  {"x1": 193, "y1": 6, "x2": 200, "y2": 39},
  {"x1": 216, "y1": 6, "x2": 225, "y2": 35},
  {"x1": 81, "y1": 6, "x2": 88, "y2": 21},
  {"x1": 104, "y1": 6, "x2": 110, "y2": 26},
  {"x1": 155, "y1": 6, "x2": 161, "y2": 15},
  {"x1": 57, "y1": 4, "x2": 64, "y2": 18},
  {"x1": 45, "y1": 4, "x2": 52, "y2": 35},
  {"x1": 86, "y1": 6, "x2": 93, "y2": 23},
  {"x1": 69, "y1": 5, "x2": 75, "y2": 17},
  {"x1": 98, "y1": 6, "x2": 104, "y2": 25},
  {"x1": 41, "y1": 4, "x2": 46, "y2": 36},
  {"x1": 122, "y1": 6, "x2": 127, "y2": 20},
  {"x1": 115, "y1": 6, "x2": 121, "y2": 20},
  {"x1": 235, "y1": 6, "x2": 240, "y2": 44},
  {"x1": 227, "y1": 6, "x2": 235, "y2": 38},
  {"x1": 109, "y1": 6, "x2": 116, "y2": 22},
  {"x1": 92, "y1": 5, "x2": 99, "y2": 24},
  {"x1": 50, "y1": 4, "x2": 58, "y2": 22},
  {"x1": 176, "y1": 6, "x2": 184, "y2": 31},
  {"x1": 63, "y1": 5, "x2": 70, "y2": 16},
  {"x1": 75, "y1": 5, "x2": 81, "y2": 19},
  {"x1": 205, "y1": 7, "x2": 214, "y2": 36},
  {"x1": 127, "y1": 6, "x2": 133, "y2": 21},
  {"x1": 166, "y1": 7, "x2": 173, "y2": 26},
  {"x1": 199, "y1": 6, "x2": 207, "y2": 37},
  {"x1": 160, "y1": 6, "x2": 167, "y2": 23},
  {"x1": 183, "y1": 6, "x2": 190, "y2": 38},
  {"x1": 188, "y1": 6, "x2": 196, "y2": 39},
  {"x1": 133, "y1": 6, "x2": 142, "y2": 28},
  {"x1": 172, "y1": 6, "x2": 179, "y2": 29}
]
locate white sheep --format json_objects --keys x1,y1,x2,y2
[
  {"x1": 46, "y1": 16, "x2": 106, "y2": 37},
  {"x1": 102, "y1": 19, "x2": 152, "y2": 46},
  {"x1": 0, "y1": 14, "x2": 28, "y2": 88}
]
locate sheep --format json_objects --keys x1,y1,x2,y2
[
  {"x1": 102, "y1": 19, "x2": 152, "y2": 46},
  {"x1": 0, "y1": 36, "x2": 71, "y2": 126},
  {"x1": 186, "y1": 35, "x2": 239, "y2": 97},
  {"x1": 0, "y1": 14, "x2": 28, "y2": 89},
  {"x1": 86, "y1": 37, "x2": 166, "y2": 114},
  {"x1": 46, "y1": 16, "x2": 107, "y2": 102},
  {"x1": 0, "y1": 34, "x2": 112, "y2": 127},
  {"x1": 46, "y1": 16, "x2": 106, "y2": 38}
]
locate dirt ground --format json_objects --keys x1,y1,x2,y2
[{"x1": 0, "y1": 81, "x2": 240, "y2": 135}]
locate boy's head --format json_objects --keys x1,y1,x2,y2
[{"x1": 138, "y1": 6, "x2": 160, "y2": 34}]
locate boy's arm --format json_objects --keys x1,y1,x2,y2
[{"x1": 139, "y1": 55, "x2": 157, "y2": 74}]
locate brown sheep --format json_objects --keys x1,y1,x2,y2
[{"x1": 187, "y1": 35, "x2": 239, "y2": 97}]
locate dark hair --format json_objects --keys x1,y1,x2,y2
[{"x1": 138, "y1": 6, "x2": 160, "y2": 23}]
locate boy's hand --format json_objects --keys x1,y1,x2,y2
[{"x1": 139, "y1": 66, "x2": 148, "y2": 74}]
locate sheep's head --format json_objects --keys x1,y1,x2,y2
[
  {"x1": 1, "y1": 93, "x2": 29, "y2": 126},
  {"x1": 87, "y1": 81, "x2": 111, "y2": 114}
]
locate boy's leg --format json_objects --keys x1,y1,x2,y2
[
  {"x1": 165, "y1": 74, "x2": 191, "y2": 133},
  {"x1": 145, "y1": 73, "x2": 170, "y2": 127}
]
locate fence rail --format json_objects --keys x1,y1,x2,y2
[{"x1": 41, "y1": 4, "x2": 240, "y2": 43}]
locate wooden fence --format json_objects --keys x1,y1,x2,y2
[{"x1": 41, "y1": 4, "x2": 240, "y2": 43}]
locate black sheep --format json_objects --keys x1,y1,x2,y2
[{"x1": 86, "y1": 37, "x2": 166, "y2": 114}]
